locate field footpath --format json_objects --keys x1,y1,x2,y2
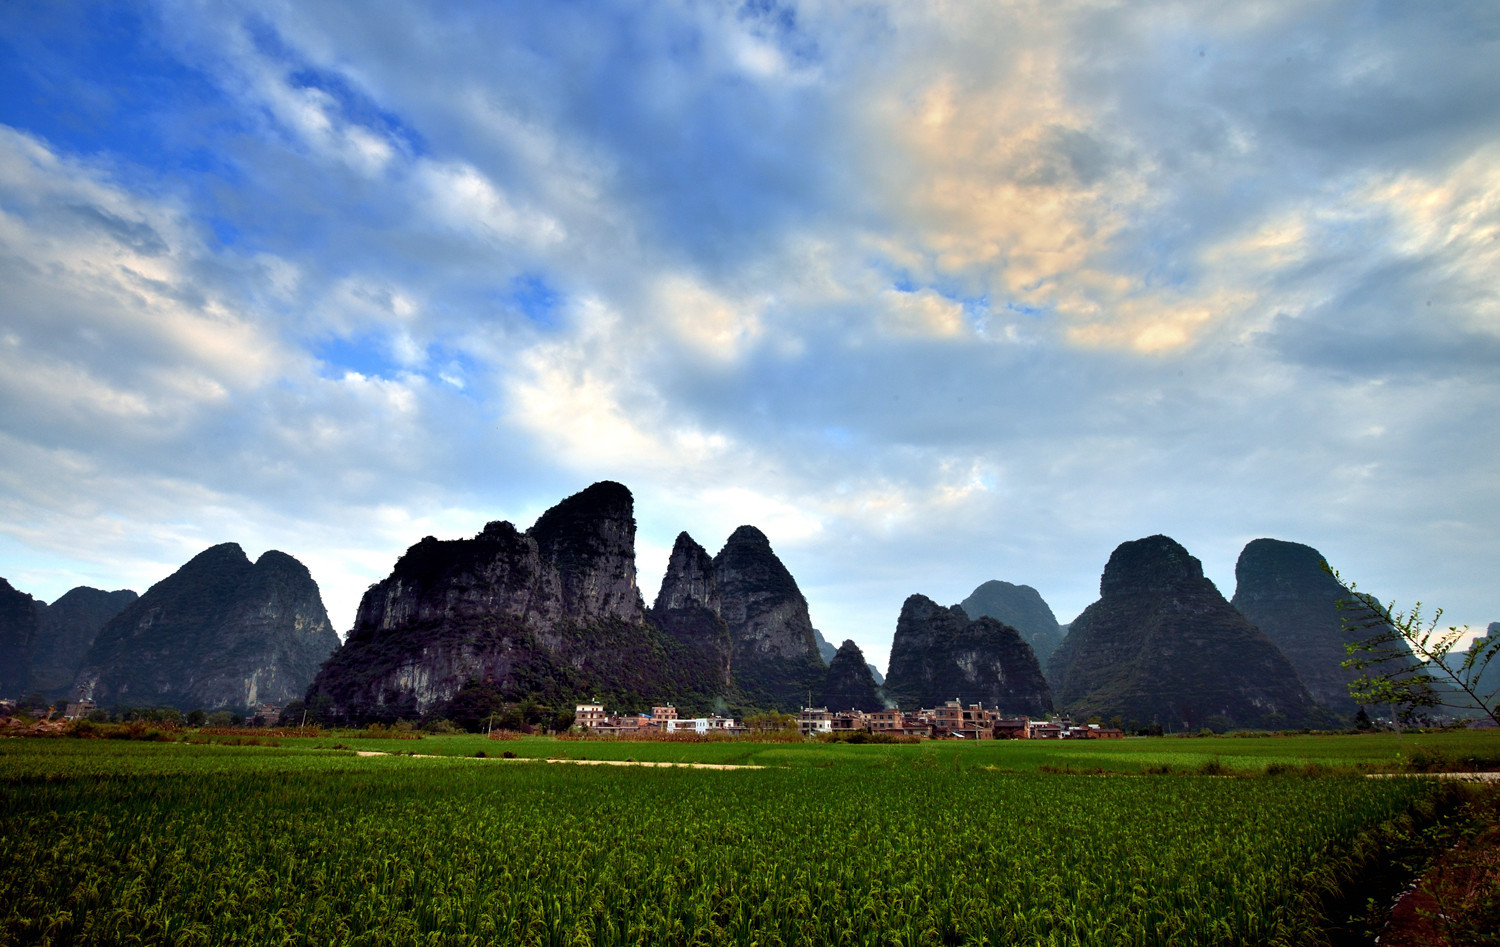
[
  {"x1": 353, "y1": 749, "x2": 762, "y2": 770},
  {"x1": 1367, "y1": 771, "x2": 1500, "y2": 781}
]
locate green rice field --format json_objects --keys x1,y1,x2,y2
[{"x1": 2, "y1": 731, "x2": 1496, "y2": 946}]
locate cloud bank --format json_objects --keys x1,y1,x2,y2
[{"x1": 1, "y1": 1, "x2": 1496, "y2": 668}]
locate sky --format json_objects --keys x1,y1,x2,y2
[{"x1": 1, "y1": 1, "x2": 1496, "y2": 672}]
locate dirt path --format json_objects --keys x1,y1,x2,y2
[
  {"x1": 1366, "y1": 771, "x2": 1500, "y2": 782},
  {"x1": 353, "y1": 750, "x2": 761, "y2": 770},
  {"x1": 538, "y1": 757, "x2": 762, "y2": 770}
]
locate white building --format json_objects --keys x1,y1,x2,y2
[
  {"x1": 664, "y1": 715, "x2": 737, "y2": 734},
  {"x1": 575, "y1": 701, "x2": 607, "y2": 729}
]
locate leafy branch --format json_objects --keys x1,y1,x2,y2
[{"x1": 1332, "y1": 568, "x2": 1499, "y2": 728}]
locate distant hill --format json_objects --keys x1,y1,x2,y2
[
  {"x1": 78, "y1": 544, "x2": 338, "y2": 710},
  {"x1": 814, "y1": 627, "x2": 882, "y2": 684},
  {"x1": 1048, "y1": 535, "x2": 1323, "y2": 730},
  {"x1": 883, "y1": 593, "x2": 1050, "y2": 715},
  {"x1": 820, "y1": 639, "x2": 883, "y2": 712},
  {"x1": 1231, "y1": 538, "x2": 1378, "y2": 716},
  {"x1": 1472, "y1": 624, "x2": 1500, "y2": 704},
  {"x1": 0, "y1": 578, "x2": 39, "y2": 698},
  {"x1": 961, "y1": 580, "x2": 1064, "y2": 665},
  {"x1": 31, "y1": 587, "x2": 138, "y2": 699},
  {"x1": 813, "y1": 627, "x2": 837, "y2": 663},
  {"x1": 0, "y1": 578, "x2": 136, "y2": 700}
]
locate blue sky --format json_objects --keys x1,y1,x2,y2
[{"x1": 2, "y1": 1, "x2": 1497, "y2": 670}]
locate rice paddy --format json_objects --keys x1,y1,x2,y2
[{"x1": 2, "y1": 731, "x2": 1494, "y2": 945}]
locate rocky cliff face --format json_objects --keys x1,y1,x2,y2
[
  {"x1": 1230, "y1": 538, "x2": 1375, "y2": 715},
  {"x1": 529, "y1": 481, "x2": 645, "y2": 622},
  {"x1": 77, "y1": 544, "x2": 339, "y2": 710},
  {"x1": 350, "y1": 482, "x2": 644, "y2": 641},
  {"x1": 648, "y1": 532, "x2": 732, "y2": 690},
  {"x1": 309, "y1": 483, "x2": 720, "y2": 720},
  {"x1": 0, "y1": 578, "x2": 40, "y2": 697},
  {"x1": 961, "y1": 580, "x2": 1064, "y2": 665},
  {"x1": 29, "y1": 587, "x2": 137, "y2": 698},
  {"x1": 820, "y1": 639, "x2": 884, "y2": 712},
  {"x1": 1048, "y1": 535, "x2": 1321, "y2": 730},
  {"x1": 712, "y1": 525, "x2": 827, "y2": 710},
  {"x1": 883, "y1": 594, "x2": 1052, "y2": 714}
]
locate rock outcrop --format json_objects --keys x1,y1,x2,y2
[
  {"x1": 28, "y1": 587, "x2": 137, "y2": 698},
  {"x1": 1229, "y1": 538, "x2": 1378, "y2": 715},
  {"x1": 820, "y1": 639, "x2": 883, "y2": 712},
  {"x1": 77, "y1": 544, "x2": 339, "y2": 710},
  {"x1": 961, "y1": 580, "x2": 1064, "y2": 665},
  {"x1": 712, "y1": 525, "x2": 827, "y2": 710},
  {"x1": 308, "y1": 483, "x2": 721, "y2": 720},
  {"x1": 1048, "y1": 535, "x2": 1321, "y2": 730},
  {"x1": 349, "y1": 482, "x2": 644, "y2": 643},
  {"x1": 883, "y1": 594, "x2": 1052, "y2": 714},
  {"x1": 0, "y1": 578, "x2": 40, "y2": 697},
  {"x1": 307, "y1": 487, "x2": 833, "y2": 720}
]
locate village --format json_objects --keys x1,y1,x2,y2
[{"x1": 572, "y1": 699, "x2": 1126, "y2": 740}]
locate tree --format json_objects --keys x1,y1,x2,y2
[
  {"x1": 1336, "y1": 572, "x2": 1499, "y2": 728},
  {"x1": 744, "y1": 711, "x2": 798, "y2": 736},
  {"x1": 444, "y1": 678, "x2": 506, "y2": 733}
]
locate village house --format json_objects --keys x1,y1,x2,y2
[
  {"x1": 919, "y1": 700, "x2": 1001, "y2": 739},
  {"x1": 798, "y1": 707, "x2": 833, "y2": 736},
  {"x1": 991, "y1": 718, "x2": 1030, "y2": 739},
  {"x1": 574, "y1": 701, "x2": 608, "y2": 729},
  {"x1": 568, "y1": 696, "x2": 1094, "y2": 743},
  {"x1": 1066, "y1": 723, "x2": 1125, "y2": 739},
  {"x1": 62, "y1": 698, "x2": 95, "y2": 721},
  {"x1": 588, "y1": 712, "x2": 653, "y2": 735},
  {"x1": 571, "y1": 701, "x2": 740, "y2": 735},
  {"x1": 664, "y1": 715, "x2": 738, "y2": 734},
  {"x1": 868, "y1": 708, "x2": 932, "y2": 737},
  {"x1": 830, "y1": 710, "x2": 871, "y2": 732}
]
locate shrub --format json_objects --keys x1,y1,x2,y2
[{"x1": 1196, "y1": 757, "x2": 1230, "y2": 776}]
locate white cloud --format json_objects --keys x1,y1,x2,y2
[
  {"x1": 3, "y1": 0, "x2": 1499, "y2": 671},
  {"x1": 413, "y1": 159, "x2": 565, "y2": 247},
  {"x1": 0, "y1": 128, "x2": 289, "y2": 427}
]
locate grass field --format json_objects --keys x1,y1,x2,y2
[
  {"x1": 2, "y1": 731, "x2": 1497, "y2": 946},
  {"x1": 322, "y1": 728, "x2": 1500, "y2": 773}
]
